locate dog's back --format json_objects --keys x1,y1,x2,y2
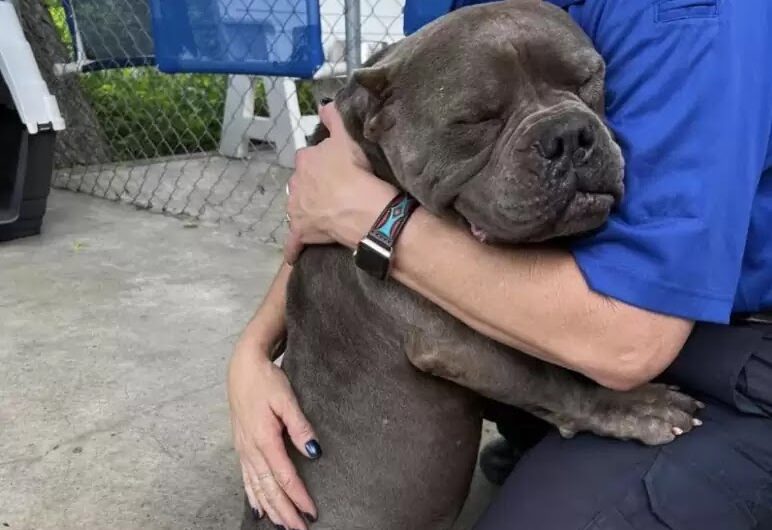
[{"x1": 263, "y1": 245, "x2": 482, "y2": 529}]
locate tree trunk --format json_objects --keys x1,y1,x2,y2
[{"x1": 16, "y1": 0, "x2": 112, "y2": 168}]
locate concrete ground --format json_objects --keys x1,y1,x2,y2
[{"x1": 0, "y1": 190, "x2": 498, "y2": 530}]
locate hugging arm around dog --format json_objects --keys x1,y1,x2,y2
[{"x1": 229, "y1": 1, "x2": 772, "y2": 529}]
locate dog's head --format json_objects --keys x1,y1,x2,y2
[{"x1": 313, "y1": 0, "x2": 624, "y2": 244}]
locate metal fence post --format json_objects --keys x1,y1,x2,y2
[{"x1": 344, "y1": 0, "x2": 362, "y2": 77}]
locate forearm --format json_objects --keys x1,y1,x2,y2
[
  {"x1": 393, "y1": 209, "x2": 693, "y2": 389},
  {"x1": 286, "y1": 112, "x2": 693, "y2": 388},
  {"x1": 236, "y1": 262, "x2": 292, "y2": 359},
  {"x1": 332, "y1": 205, "x2": 691, "y2": 390},
  {"x1": 392, "y1": 210, "x2": 595, "y2": 361}
]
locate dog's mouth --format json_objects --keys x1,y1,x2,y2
[
  {"x1": 469, "y1": 223, "x2": 489, "y2": 243},
  {"x1": 525, "y1": 191, "x2": 617, "y2": 242},
  {"x1": 563, "y1": 191, "x2": 616, "y2": 220},
  {"x1": 463, "y1": 191, "x2": 616, "y2": 245}
]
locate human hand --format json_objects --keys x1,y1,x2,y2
[
  {"x1": 228, "y1": 340, "x2": 320, "y2": 529},
  {"x1": 284, "y1": 102, "x2": 396, "y2": 264}
]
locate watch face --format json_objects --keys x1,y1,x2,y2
[{"x1": 354, "y1": 242, "x2": 390, "y2": 280}]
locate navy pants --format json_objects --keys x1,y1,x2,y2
[{"x1": 477, "y1": 322, "x2": 772, "y2": 530}]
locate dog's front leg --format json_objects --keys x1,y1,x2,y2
[{"x1": 405, "y1": 328, "x2": 703, "y2": 445}]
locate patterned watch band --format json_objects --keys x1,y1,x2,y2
[{"x1": 367, "y1": 192, "x2": 419, "y2": 249}]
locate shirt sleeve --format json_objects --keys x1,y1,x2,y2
[{"x1": 569, "y1": 1, "x2": 771, "y2": 323}]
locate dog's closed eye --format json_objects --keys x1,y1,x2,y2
[{"x1": 448, "y1": 112, "x2": 503, "y2": 127}]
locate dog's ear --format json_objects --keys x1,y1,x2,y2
[
  {"x1": 352, "y1": 64, "x2": 397, "y2": 142},
  {"x1": 362, "y1": 109, "x2": 395, "y2": 142},
  {"x1": 352, "y1": 39, "x2": 401, "y2": 95},
  {"x1": 348, "y1": 41, "x2": 405, "y2": 142},
  {"x1": 353, "y1": 65, "x2": 391, "y2": 100}
]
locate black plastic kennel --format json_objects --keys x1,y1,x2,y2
[{"x1": 0, "y1": 0, "x2": 64, "y2": 242}]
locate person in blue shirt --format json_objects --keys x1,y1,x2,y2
[{"x1": 227, "y1": 0, "x2": 772, "y2": 528}]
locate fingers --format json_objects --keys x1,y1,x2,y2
[
  {"x1": 245, "y1": 458, "x2": 285, "y2": 527},
  {"x1": 241, "y1": 463, "x2": 263, "y2": 521},
  {"x1": 318, "y1": 101, "x2": 345, "y2": 136},
  {"x1": 253, "y1": 449, "x2": 309, "y2": 530},
  {"x1": 255, "y1": 483, "x2": 281, "y2": 528},
  {"x1": 278, "y1": 392, "x2": 322, "y2": 461},
  {"x1": 283, "y1": 232, "x2": 304, "y2": 265},
  {"x1": 259, "y1": 430, "x2": 317, "y2": 523},
  {"x1": 284, "y1": 170, "x2": 303, "y2": 265}
]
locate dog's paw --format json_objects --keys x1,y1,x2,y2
[{"x1": 567, "y1": 384, "x2": 705, "y2": 445}]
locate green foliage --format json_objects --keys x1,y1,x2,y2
[
  {"x1": 47, "y1": 2, "x2": 316, "y2": 162},
  {"x1": 47, "y1": 2, "x2": 72, "y2": 49},
  {"x1": 80, "y1": 70, "x2": 227, "y2": 160}
]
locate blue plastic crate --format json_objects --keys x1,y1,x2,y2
[{"x1": 148, "y1": 0, "x2": 324, "y2": 78}]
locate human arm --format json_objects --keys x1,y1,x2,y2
[
  {"x1": 228, "y1": 262, "x2": 320, "y2": 529},
  {"x1": 286, "y1": 4, "x2": 768, "y2": 392},
  {"x1": 286, "y1": 106, "x2": 691, "y2": 391},
  {"x1": 234, "y1": 262, "x2": 291, "y2": 359},
  {"x1": 391, "y1": 211, "x2": 694, "y2": 391}
]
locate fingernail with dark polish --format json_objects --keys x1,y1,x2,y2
[
  {"x1": 251, "y1": 507, "x2": 263, "y2": 520},
  {"x1": 320, "y1": 97, "x2": 333, "y2": 105},
  {"x1": 305, "y1": 439, "x2": 322, "y2": 459},
  {"x1": 303, "y1": 512, "x2": 317, "y2": 523}
]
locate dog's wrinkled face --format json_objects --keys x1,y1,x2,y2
[{"x1": 323, "y1": 0, "x2": 624, "y2": 244}]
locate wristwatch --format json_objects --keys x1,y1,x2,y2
[{"x1": 353, "y1": 192, "x2": 419, "y2": 280}]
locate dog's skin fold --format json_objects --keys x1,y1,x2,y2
[{"x1": 243, "y1": 2, "x2": 700, "y2": 528}]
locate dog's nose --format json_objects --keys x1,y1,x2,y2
[{"x1": 537, "y1": 116, "x2": 596, "y2": 163}]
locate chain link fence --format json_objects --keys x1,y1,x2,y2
[{"x1": 19, "y1": 0, "x2": 405, "y2": 243}]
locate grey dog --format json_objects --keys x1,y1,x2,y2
[{"x1": 242, "y1": 1, "x2": 701, "y2": 528}]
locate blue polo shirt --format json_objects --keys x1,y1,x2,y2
[{"x1": 404, "y1": 0, "x2": 772, "y2": 323}]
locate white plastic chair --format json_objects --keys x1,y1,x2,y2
[{"x1": 218, "y1": 0, "x2": 405, "y2": 168}]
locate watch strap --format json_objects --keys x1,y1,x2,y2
[{"x1": 366, "y1": 192, "x2": 419, "y2": 250}]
